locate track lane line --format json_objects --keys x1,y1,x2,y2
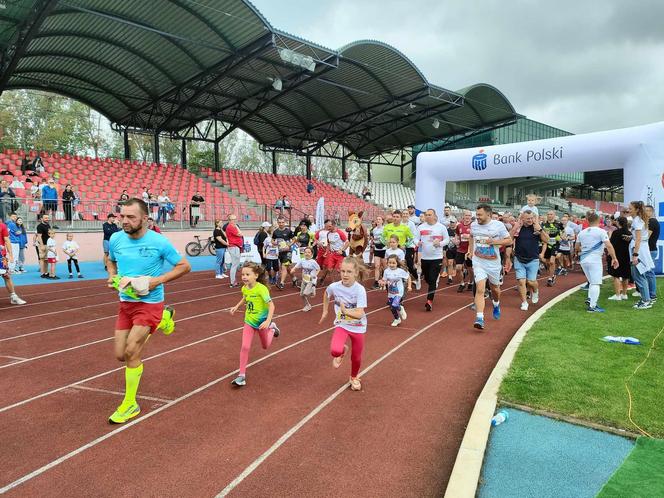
[{"x1": 70, "y1": 385, "x2": 173, "y2": 404}]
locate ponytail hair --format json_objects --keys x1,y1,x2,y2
[
  {"x1": 342, "y1": 255, "x2": 369, "y2": 281},
  {"x1": 242, "y1": 261, "x2": 268, "y2": 285},
  {"x1": 630, "y1": 200, "x2": 649, "y2": 224}
]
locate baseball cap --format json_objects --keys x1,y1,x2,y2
[
  {"x1": 261, "y1": 221, "x2": 272, "y2": 228},
  {"x1": 407, "y1": 204, "x2": 415, "y2": 209}
]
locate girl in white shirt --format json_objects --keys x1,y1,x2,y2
[
  {"x1": 379, "y1": 254, "x2": 411, "y2": 327},
  {"x1": 291, "y1": 247, "x2": 320, "y2": 312},
  {"x1": 384, "y1": 235, "x2": 405, "y2": 262},
  {"x1": 62, "y1": 232, "x2": 83, "y2": 278},
  {"x1": 319, "y1": 256, "x2": 368, "y2": 391}
]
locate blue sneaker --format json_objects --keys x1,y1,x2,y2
[
  {"x1": 473, "y1": 317, "x2": 485, "y2": 330},
  {"x1": 587, "y1": 306, "x2": 605, "y2": 313},
  {"x1": 580, "y1": 283, "x2": 590, "y2": 290},
  {"x1": 492, "y1": 304, "x2": 501, "y2": 320}
]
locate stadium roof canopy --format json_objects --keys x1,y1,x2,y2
[{"x1": 0, "y1": 0, "x2": 517, "y2": 159}]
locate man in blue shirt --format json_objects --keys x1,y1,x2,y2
[
  {"x1": 41, "y1": 179, "x2": 58, "y2": 222},
  {"x1": 107, "y1": 198, "x2": 190, "y2": 424}
]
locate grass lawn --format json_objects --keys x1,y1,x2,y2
[
  {"x1": 597, "y1": 437, "x2": 664, "y2": 497},
  {"x1": 499, "y1": 280, "x2": 664, "y2": 438}
]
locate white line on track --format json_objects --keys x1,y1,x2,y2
[
  {"x1": 0, "y1": 355, "x2": 27, "y2": 360},
  {"x1": 0, "y1": 285, "x2": 473, "y2": 495},
  {"x1": 70, "y1": 385, "x2": 173, "y2": 404},
  {"x1": 216, "y1": 304, "x2": 469, "y2": 497}
]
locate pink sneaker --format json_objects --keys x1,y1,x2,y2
[{"x1": 332, "y1": 344, "x2": 349, "y2": 369}]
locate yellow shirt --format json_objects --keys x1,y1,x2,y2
[{"x1": 242, "y1": 282, "x2": 271, "y2": 328}]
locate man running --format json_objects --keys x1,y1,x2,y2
[
  {"x1": 107, "y1": 198, "x2": 191, "y2": 424},
  {"x1": 0, "y1": 218, "x2": 26, "y2": 305},
  {"x1": 511, "y1": 210, "x2": 548, "y2": 311},
  {"x1": 466, "y1": 204, "x2": 512, "y2": 330},
  {"x1": 382, "y1": 210, "x2": 418, "y2": 288},
  {"x1": 455, "y1": 210, "x2": 473, "y2": 293},
  {"x1": 272, "y1": 216, "x2": 296, "y2": 289},
  {"x1": 540, "y1": 210, "x2": 563, "y2": 286},
  {"x1": 417, "y1": 208, "x2": 449, "y2": 311}
]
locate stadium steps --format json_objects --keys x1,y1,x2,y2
[{"x1": 198, "y1": 170, "x2": 263, "y2": 211}]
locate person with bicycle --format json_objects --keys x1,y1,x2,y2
[{"x1": 213, "y1": 219, "x2": 228, "y2": 279}]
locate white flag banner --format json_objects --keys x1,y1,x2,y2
[{"x1": 315, "y1": 196, "x2": 325, "y2": 230}]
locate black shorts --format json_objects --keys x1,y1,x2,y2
[
  {"x1": 446, "y1": 248, "x2": 457, "y2": 260},
  {"x1": 373, "y1": 249, "x2": 386, "y2": 258},
  {"x1": 454, "y1": 252, "x2": 472, "y2": 266},
  {"x1": 265, "y1": 259, "x2": 279, "y2": 272},
  {"x1": 278, "y1": 252, "x2": 292, "y2": 265},
  {"x1": 543, "y1": 245, "x2": 557, "y2": 259},
  {"x1": 558, "y1": 249, "x2": 570, "y2": 256},
  {"x1": 43, "y1": 200, "x2": 57, "y2": 212}
]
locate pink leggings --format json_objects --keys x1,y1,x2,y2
[
  {"x1": 239, "y1": 323, "x2": 274, "y2": 375},
  {"x1": 330, "y1": 327, "x2": 365, "y2": 377}
]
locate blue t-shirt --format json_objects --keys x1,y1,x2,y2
[
  {"x1": 41, "y1": 185, "x2": 57, "y2": 201},
  {"x1": 6, "y1": 220, "x2": 20, "y2": 244},
  {"x1": 108, "y1": 229, "x2": 182, "y2": 303}
]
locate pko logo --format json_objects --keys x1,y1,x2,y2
[{"x1": 472, "y1": 149, "x2": 488, "y2": 171}]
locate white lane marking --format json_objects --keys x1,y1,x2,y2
[
  {"x1": 0, "y1": 285, "x2": 463, "y2": 493},
  {"x1": 0, "y1": 284, "x2": 468, "y2": 495},
  {"x1": 216, "y1": 305, "x2": 469, "y2": 497},
  {"x1": 0, "y1": 355, "x2": 27, "y2": 360},
  {"x1": 70, "y1": 385, "x2": 173, "y2": 404}
]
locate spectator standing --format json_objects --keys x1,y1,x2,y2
[
  {"x1": 645, "y1": 204, "x2": 659, "y2": 298},
  {"x1": 62, "y1": 232, "x2": 84, "y2": 278},
  {"x1": 15, "y1": 216, "x2": 28, "y2": 273},
  {"x1": 41, "y1": 179, "x2": 59, "y2": 222},
  {"x1": 0, "y1": 219, "x2": 26, "y2": 304},
  {"x1": 362, "y1": 186, "x2": 372, "y2": 201},
  {"x1": 61, "y1": 183, "x2": 76, "y2": 224},
  {"x1": 141, "y1": 187, "x2": 150, "y2": 203},
  {"x1": 224, "y1": 214, "x2": 244, "y2": 287},
  {"x1": 254, "y1": 222, "x2": 272, "y2": 265},
  {"x1": 607, "y1": 216, "x2": 632, "y2": 300},
  {"x1": 6, "y1": 213, "x2": 20, "y2": 272},
  {"x1": 103, "y1": 213, "x2": 121, "y2": 271},
  {"x1": 629, "y1": 201, "x2": 656, "y2": 308},
  {"x1": 190, "y1": 191, "x2": 205, "y2": 228},
  {"x1": 71, "y1": 185, "x2": 81, "y2": 220},
  {"x1": 36, "y1": 214, "x2": 51, "y2": 277},
  {"x1": 156, "y1": 190, "x2": 170, "y2": 226},
  {"x1": 0, "y1": 180, "x2": 16, "y2": 221},
  {"x1": 213, "y1": 219, "x2": 228, "y2": 279}
]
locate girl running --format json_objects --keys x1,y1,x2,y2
[
  {"x1": 371, "y1": 216, "x2": 386, "y2": 289},
  {"x1": 291, "y1": 246, "x2": 320, "y2": 311},
  {"x1": 229, "y1": 262, "x2": 281, "y2": 387},
  {"x1": 384, "y1": 234, "x2": 405, "y2": 262},
  {"x1": 319, "y1": 257, "x2": 368, "y2": 391},
  {"x1": 379, "y1": 254, "x2": 411, "y2": 327}
]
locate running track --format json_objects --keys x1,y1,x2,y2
[{"x1": 0, "y1": 269, "x2": 584, "y2": 496}]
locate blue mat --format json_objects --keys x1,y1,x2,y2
[
  {"x1": 9, "y1": 255, "x2": 216, "y2": 286},
  {"x1": 479, "y1": 408, "x2": 634, "y2": 498}
]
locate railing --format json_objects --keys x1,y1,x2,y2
[{"x1": 2, "y1": 196, "x2": 273, "y2": 231}]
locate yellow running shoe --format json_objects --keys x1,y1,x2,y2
[
  {"x1": 108, "y1": 403, "x2": 140, "y2": 424},
  {"x1": 158, "y1": 306, "x2": 175, "y2": 336}
]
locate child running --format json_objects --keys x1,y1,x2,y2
[
  {"x1": 62, "y1": 232, "x2": 84, "y2": 278},
  {"x1": 379, "y1": 254, "x2": 411, "y2": 326},
  {"x1": 384, "y1": 234, "x2": 405, "y2": 262},
  {"x1": 319, "y1": 256, "x2": 368, "y2": 391},
  {"x1": 291, "y1": 246, "x2": 320, "y2": 311},
  {"x1": 230, "y1": 262, "x2": 281, "y2": 387}
]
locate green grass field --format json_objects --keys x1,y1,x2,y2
[{"x1": 499, "y1": 280, "x2": 664, "y2": 438}]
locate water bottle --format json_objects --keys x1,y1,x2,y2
[
  {"x1": 491, "y1": 410, "x2": 509, "y2": 426},
  {"x1": 602, "y1": 336, "x2": 641, "y2": 345}
]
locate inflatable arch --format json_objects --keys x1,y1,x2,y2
[{"x1": 415, "y1": 121, "x2": 664, "y2": 274}]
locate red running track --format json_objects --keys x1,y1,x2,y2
[{"x1": 0, "y1": 270, "x2": 584, "y2": 496}]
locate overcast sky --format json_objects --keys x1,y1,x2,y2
[{"x1": 251, "y1": 0, "x2": 663, "y2": 134}]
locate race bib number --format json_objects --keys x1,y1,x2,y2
[
  {"x1": 474, "y1": 237, "x2": 497, "y2": 260},
  {"x1": 303, "y1": 273, "x2": 312, "y2": 283},
  {"x1": 460, "y1": 233, "x2": 470, "y2": 241}
]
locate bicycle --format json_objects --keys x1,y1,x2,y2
[{"x1": 185, "y1": 235, "x2": 216, "y2": 257}]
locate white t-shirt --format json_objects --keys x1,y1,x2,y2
[
  {"x1": 317, "y1": 229, "x2": 346, "y2": 252},
  {"x1": 577, "y1": 227, "x2": 608, "y2": 265},
  {"x1": 371, "y1": 226, "x2": 385, "y2": 248},
  {"x1": 520, "y1": 205, "x2": 539, "y2": 216},
  {"x1": 406, "y1": 220, "x2": 418, "y2": 248},
  {"x1": 62, "y1": 240, "x2": 80, "y2": 260},
  {"x1": 383, "y1": 267, "x2": 409, "y2": 298},
  {"x1": 326, "y1": 281, "x2": 368, "y2": 334},
  {"x1": 264, "y1": 239, "x2": 279, "y2": 260},
  {"x1": 408, "y1": 214, "x2": 421, "y2": 227},
  {"x1": 385, "y1": 247, "x2": 405, "y2": 261},
  {"x1": 294, "y1": 258, "x2": 320, "y2": 283},
  {"x1": 629, "y1": 216, "x2": 655, "y2": 270},
  {"x1": 46, "y1": 237, "x2": 57, "y2": 259},
  {"x1": 417, "y1": 222, "x2": 449, "y2": 260},
  {"x1": 440, "y1": 215, "x2": 455, "y2": 228},
  {"x1": 470, "y1": 220, "x2": 509, "y2": 268}
]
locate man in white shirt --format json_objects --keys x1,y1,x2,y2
[
  {"x1": 467, "y1": 204, "x2": 512, "y2": 330},
  {"x1": 417, "y1": 208, "x2": 450, "y2": 312},
  {"x1": 407, "y1": 205, "x2": 421, "y2": 227},
  {"x1": 575, "y1": 212, "x2": 619, "y2": 312},
  {"x1": 440, "y1": 205, "x2": 455, "y2": 228}
]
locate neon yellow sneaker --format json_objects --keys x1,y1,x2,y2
[
  {"x1": 108, "y1": 402, "x2": 140, "y2": 424},
  {"x1": 158, "y1": 306, "x2": 175, "y2": 336}
]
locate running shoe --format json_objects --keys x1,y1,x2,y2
[
  {"x1": 547, "y1": 278, "x2": 554, "y2": 287},
  {"x1": 399, "y1": 305, "x2": 407, "y2": 320},
  {"x1": 276, "y1": 282, "x2": 285, "y2": 290},
  {"x1": 333, "y1": 344, "x2": 349, "y2": 369},
  {"x1": 607, "y1": 294, "x2": 622, "y2": 301},
  {"x1": 457, "y1": 283, "x2": 465, "y2": 293},
  {"x1": 520, "y1": 301, "x2": 529, "y2": 311},
  {"x1": 68, "y1": 274, "x2": 73, "y2": 279},
  {"x1": 215, "y1": 275, "x2": 224, "y2": 279},
  {"x1": 372, "y1": 281, "x2": 380, "y2": 289},
  {"x1": 473, "y1": 316, "x2": 485, "y2": 330},
  {"x1": 391, "y1": 318, "x2": 402, "y2": 327},
  {"x1": 425, "y1": 300, "x2": 433, "y2": 312},
  {"x1": 632, "y1": 291, "x2": 641, "y2": 298},
  {"x1": 586, "y1": 306, "x2": 605, "y2": 313},
  {"x1": 415, "y1": 277, "x2": 422, "y2": 291},
  {"x1": 302, "y1": 304, "x2": 312, "y2": 312},
  {"x1": 231, "y1": 375, "x2": 246, "y2": 387},
  {"x1": 492, "y1": 303, "x2": 501, "y2": 320},
  {"x1": 349, "y1": 377, "x2": 362, "y2": 391},
  {"x1": 633, "y1": 301, "x2": 652, "y2": 310},
  {"x1": 470, "y1": 303, "x2": 477, "y2": 311},
  {"x1": 271, "y1": 322, "x2": 280, "y2": 338},
  {"x1": 229, "y1": 283, "x2": 240, "y2": 288},
  {"x1": 447, "y1": 276, "x2": 453, "y2": 285},
  {"x1": 78, "y1": 273, "x2": 84, "y2": 278},
  {"x1": 10, "y1": 294, "x2": 26, "y2": 305},
  {"x1": 580, "y1": 283, "x2": 590, "y2": 290},
  {"x1": 650, "y1": 297, "x2": 657, "y2": 304},
  {"x1": 292, "y1": 278, "x2": 298, "y2": 288},
  {"x1": 554, "y1": 267, "x2": 562, "y2": 276},
  {"x1": 109, "y1": 403, "x2": 140, "y2": 424},
  {"x1": 531, "y1": 291, "x2": 539, "y2": 304},
  {"x1": 159, "y1": 306, "x2": 175, "y2": 335},
  {"x1": 467, "y1": 283, "x2": 475, "y2": 293}
]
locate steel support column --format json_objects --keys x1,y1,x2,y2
[
  {"x1": 123, "y1": 129, "x2": 130, "y2": 160},
  {"x1": 213, "y1": 141, "x2": 220, "y2": 172},
  {"x1": 153, "y1": 132, "x2": 160, "y2": 166},
  {"x1": 341, "y1": 156, "x2": 347, "y2": 181},
  {"x1": 181, "y1": 139, "x2": 187, "y2": 169},
  {"x1": 272, "y1": 150, "x2": 277, "y2": 175},
  {"x1": 367, "y1": 161, "x2": 372, "y2": 183},
  {"x1": 306, "y1": 151, "x2": 312, "y2": 180}
]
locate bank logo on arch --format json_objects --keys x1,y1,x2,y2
[{"x1": 472, "y1": 149, "x2": 488, "y2": 171}]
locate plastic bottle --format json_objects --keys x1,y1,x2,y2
[
  {"x1": 491, "y1": 410, "x2": 509, "y2": 426},
  {"x1": 602, "y1": 336, "x2": 641, "y2": 345}
]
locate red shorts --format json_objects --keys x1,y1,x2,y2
[
  {"x1": 115, "y1": 301, "x2": 164, "y2": 334},
  {"x1": 47, "y1": 257, "x2": 57, "y2": 264},
  {"x1": 324, "y1": 252, "x2": 345, "y2": 270}
]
